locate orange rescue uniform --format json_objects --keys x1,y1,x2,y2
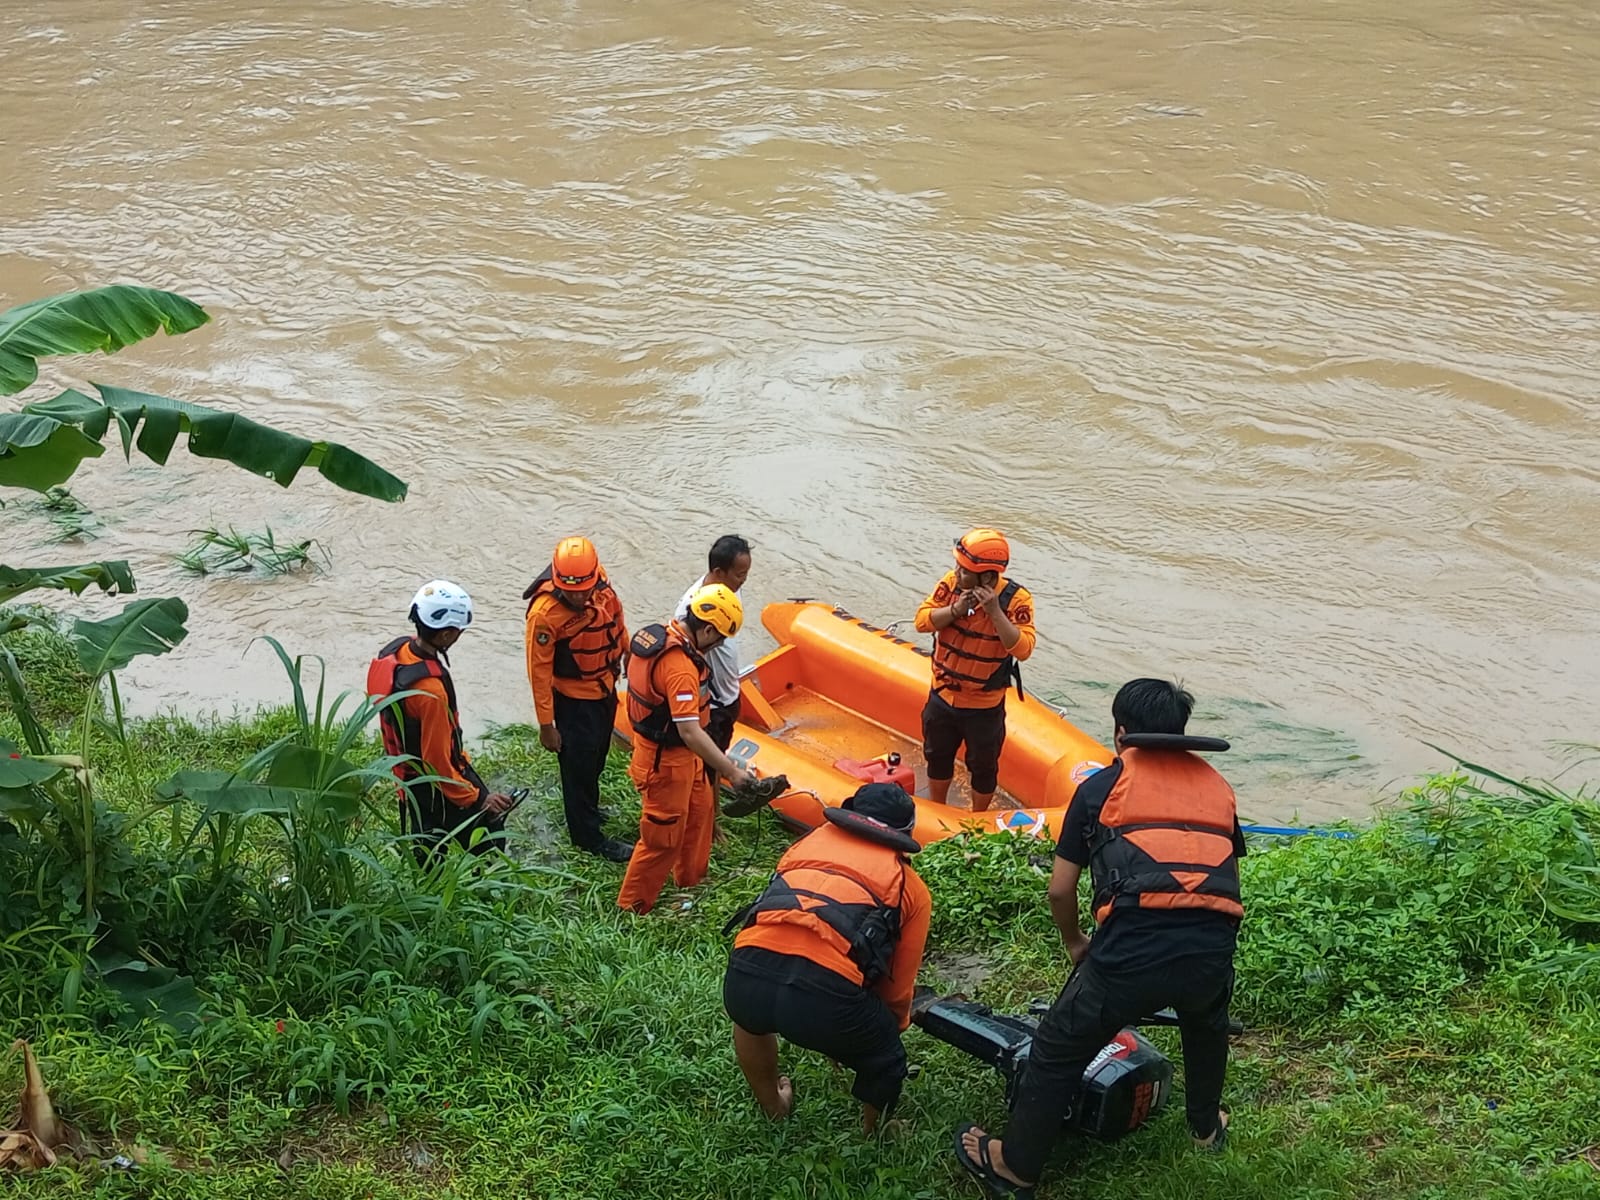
[
  {"x1": 913, "y1": 570, "x2": 1037, "y2": 709},
  {"x1": 617, "y1": 620, "x2": 715, "y2": 913},
  {"x1": 368, "y1": 637, "x2": 486, "y2": 811},
  {"x1": 523, "y1": 568, "x2": 628, "y2": 725},
  {"x1": 734, "y1": 823, "x2": 932, "y2": 1030}
]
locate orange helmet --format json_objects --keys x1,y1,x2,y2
[
  {"x1": 953, "y1": 528, "x2": 1010, "y2": 575},
  {"x1": 551, "y1": 536, "x2": 601, "y2": 591}
]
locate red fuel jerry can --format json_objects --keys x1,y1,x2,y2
[{"x1": 833, "y1": 751, "x2": 916, "y2": 796}]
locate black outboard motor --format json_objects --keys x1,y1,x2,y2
[{"x1": 911, "y1": 990, "x2": 1175, "y2": 1141}]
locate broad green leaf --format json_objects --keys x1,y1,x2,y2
[
  {"x1": 0, "y1": 737, "x2": 63, "y2": 787},
  {"x1": 265, "y1": 744, "x2": 364, "y2": 820},
  {"x1": 21, "y1": 388, "x2": 113, "y2": 438},
  {"x1": 0, "y1": 559, "x2": 136, "y2": 606},
  {"x1": 94, "y1": 955, "x2": 205, "y2": 1032},
  {"x1": 0, "y1": 285, "x2": 210, "y2": 395},
  {"x1": 0, "y1": 411, "x2": 106, "y2": 491},
  {"x1": 72, "y1": 596, "x2": 188, "y2": 677},
  {"x1": 0, "y1": 785, "x2": 49, "y2": 818},
  {"x1": 156, "y1": 772, "x2": 295, "y2": 818},
  {"x1": 266, "y1": 744, "x2": 362, "y2": 795},
  {"x1": 155, "y1": 768, "x2": 239, "y2": 800},
  {"x1": 39, "y1": 385, "x2": 406, "y2": 501}
]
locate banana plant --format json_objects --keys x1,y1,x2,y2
[{"x1": 0, "y1": 283, "x2": 410, "y2": 972}]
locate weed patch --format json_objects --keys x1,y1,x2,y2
[{"x1": 1, "y1": 622, "x2": 1597, "y2": 1197}]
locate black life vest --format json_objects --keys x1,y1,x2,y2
[{"x1": 625, "y1": 622, "x2": 709, "y2": 748}]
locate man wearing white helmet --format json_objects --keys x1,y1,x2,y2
[{"x1": 367, "y1": 580, "x2": 515, "y2": 863}]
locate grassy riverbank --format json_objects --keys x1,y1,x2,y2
[{"x1": 2, "y1": 626, "x2": 1598, "y2": 1199}]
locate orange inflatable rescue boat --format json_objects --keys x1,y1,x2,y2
[{"x1": 613, "y1": 601, "x2": 1112, "y2": 845}]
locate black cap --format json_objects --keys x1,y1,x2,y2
[{"x1": 823, "y1": 782, "x2": 921, "y2": 854}]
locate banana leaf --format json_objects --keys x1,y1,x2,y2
[
  {"x1": 71, "y1": 596, "x2": 188, "y2": 677},
  {"x1": 0, "y1": 285, "x2": 210, "y2": 396},
  {"x1": 0, "y1": 738, "x2": 62, "y2": 787},
  {"x1": 15, "y1": 386, "x2": 406, "y2": 501},
  {"x1": 0, "y1": 560, "x2": 135, "y2": 606},
  {"x1": 0, "y1": 736, "x2": 61, "y2": 816},
  {"x1": 0, "y1": 410, "x2": 106, "y2": 491},
  {"x1": 159, "y1": 750, "x2": 368, "y2": 823}
]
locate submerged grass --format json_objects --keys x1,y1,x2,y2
[{"x1": 2, "y1": 643, "x2": 1598, "y2": 1199}]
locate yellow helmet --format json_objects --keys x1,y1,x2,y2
[{"x1": 687, "y1": 582, "x2": 743, "y2": 638}]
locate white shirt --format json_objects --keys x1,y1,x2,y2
[{"x1": 676, "y1": 577, "x2": 741, "y2": 708}]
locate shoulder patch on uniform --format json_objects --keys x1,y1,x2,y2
[{"x1": 1011, "y1": 604, "x2": 1033, "y2": 624}]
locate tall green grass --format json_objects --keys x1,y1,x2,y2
[{"x1": 2, "y1": 622, "x2": 1597, "y2": 1198}]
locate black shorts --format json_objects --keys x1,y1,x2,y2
[
  {"x1": 723, "y1": 947, "x2": 907, "y2": 1112},
  {"x1": 921, "y1": 691, "x2": 1007, "y2": 793}
]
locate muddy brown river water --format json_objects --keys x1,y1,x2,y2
[{"x1": 3, "y1": 1, "x2": 1598, "y2": 824}]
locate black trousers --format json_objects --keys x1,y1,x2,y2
[
  {"x1": 707, "y1": 702, "x2": 738, "y2": 753},
  {"x1": 723, "y1": 947, "x2": 908, "y2": 1112},
  {"x1": 1001, "y1": 953, "x2": 1234, "y2": 1183},
  {"x1": 555, "y1": 690, "x2": 617, "y2": 850},
  {"x1": 399, "y1": 784, "x2": 504, "y2": 867},
  {"x1": 703, "y1": 701, "x2": 738, "y2": 786}
]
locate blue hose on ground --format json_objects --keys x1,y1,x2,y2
[{"x1": 1240, "y1": 823, "x2": 1357, "y2": 839}]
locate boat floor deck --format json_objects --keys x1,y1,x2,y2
[{"x1": 767, "y1": 686, "x2": 1021, "y2": 812}]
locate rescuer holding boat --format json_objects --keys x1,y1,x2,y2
[
  {"x1": 368, "y1": 580, "x2": 515, "y2": 864},
  {"x1": 618, "y1": 584, "x2": 758, "y2": 913},
  {"x1": 523, "y1": 537, "x2": 635, "y2": 863},
  {"x1": 914, "y1": 528, "x2": 1036, "y2": 812},
  {"x1": 722, "y1": 782, "x2": 932, "y2": 1133},
  {"x1": 953, "y1": 679, "x2": 1244, "y2": 1199}
]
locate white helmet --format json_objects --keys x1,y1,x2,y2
[{"x1": 410, "y1": 579, "x2": 473, "y2": 630}]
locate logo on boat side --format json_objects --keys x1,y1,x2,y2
[
  {"x1": 1071, "y1": 760, "x2": 1108, "y2": 784},
  {"x1": 997, "y1": 810, "x2": 1046, "y2": 837},
  {"x1": 728, "y1": 738, "x2": 759, "y2": 769}
]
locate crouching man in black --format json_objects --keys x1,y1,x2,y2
[{"x1": 953, "y1": 678, "x2": 1244, "y2": 1198}]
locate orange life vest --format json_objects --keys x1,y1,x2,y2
[
  {"x1": 932, "y1": 578, "x2": 1025, "y2": 700},
  {"x1": 1088, "y1": 747, "x2": 1243, "y2": 925},
  {"x1": 732, "y1": 823, "x2": 909, "y2": 985},
  {"x1": 366, "y1": 637, "x2": 481, "y2": 793},
  {"x1": 524, "y1": 568, "x2": 626, "y2": 684},
  {"x1": 625, "y1": 620, "x2": 709, "y2": 748}
]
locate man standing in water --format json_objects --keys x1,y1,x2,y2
[
  {"x1": 524, "y1": 537, "x2": 634, "y2": 863},
  {"x1": 913, "y1": 528, "x2": 1036, "y2": 812},
  {"x1": 676, "y1": 535, "x2": 753, "y2": 797},
  {"x1": 368, "y1": 580, "x2": 516, "y2": 864},
  {"x1": 953, "y1": 679, "x2": 1243, "y2": 1199}
]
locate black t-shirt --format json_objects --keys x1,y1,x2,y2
[{"x1": 1054, "y1": 758, "x2": 1245, "y2": 975}]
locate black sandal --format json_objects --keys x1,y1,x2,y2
[
  {"x1": 1193, "y1": 1108, "x2": 1231, "y2": 1153},
  {"x1": 952, "y1": 1124, "x2": 1036, "y2": 1199}
]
